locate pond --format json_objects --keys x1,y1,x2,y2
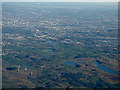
[
  {"x1": 29, "y1": 59, "x2": 34, "y2": 62},
  {"x1": 6, "y1": 67, "x2": 18, "y2": 71},
  {"x1": 94, "y1": 62, "x2": 117, "y2": 74}
]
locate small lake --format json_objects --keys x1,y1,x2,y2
[
  {"x1": 6, "y1": 67, "x2": 18, "y2": 71},
  {"x1": 29, "y1": 59, "x2": 34, "y2": 62},
  {"x1": 94, "y1": 62, "x2": 117, "y2": 74}
]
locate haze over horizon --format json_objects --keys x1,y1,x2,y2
[{"x1": 2, "y1": 0, "x2": 119, "y2": 2}]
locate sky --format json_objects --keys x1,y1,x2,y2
[{"x1": 2, "y1": 0, "x2": 119, "y2": 2}]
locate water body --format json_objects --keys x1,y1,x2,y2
[
  {"x1": 6, "y1": 67, "x2": 17, "y2": 71},
  {"x1": 20, "y1": 65, "x2": 30, "y2": 68},
  {"x1": 94, "y1": 62, "x2": 117, "y2": 74},
  {"x1": 29, "y1": 59, "x2": 34, "y2": 62},
  {"x1": 62, "y1": 61, "x2": 117, "y2": 74}
]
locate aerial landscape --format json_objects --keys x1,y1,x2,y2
[{"x1": 2, "y1": 2, "x2": 119, "y2": 88}]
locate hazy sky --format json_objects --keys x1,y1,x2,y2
[{"x1": 2, "y1": 0, "x2": 119, "y2": 2}]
